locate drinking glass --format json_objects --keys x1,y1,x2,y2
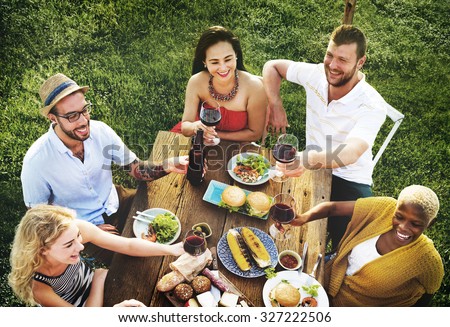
[
  {"x1": 183, "y1": 229, "x2": 207, "y2": 256},
  {"x1": 269, "y1": 133, "x2": 299, "y2": 182},
  {"x1": 268, "y1": 193, "x2": 296, "y2": 240},
  {"x1": 199, "y1": 100, "x2": 221, "y2": 146}
]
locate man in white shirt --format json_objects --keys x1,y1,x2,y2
[
  {"x1": 262, "y1": 25, "x2": 387, "y2": 251},
  {"x1": 21, "y1": 73, "x2": 188, "y2": 263}
]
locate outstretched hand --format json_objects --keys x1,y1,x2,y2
[
  {"x1": 289, "y1": 213, "x2": 310, "y2": 227},
  {"x1": 274, "y1": 213, "x2": 311, "y2": 231},
  {"x1": 275, "y1": 157, "x2": 305, "y2": 178},
  {"x1": 169, "y1": 241, "x2": 185, "y2": 256},
  {"x1": 113, "y1": 299, "x2": 146, "y2": 307},
  {"x1": 164, "y1": 156, "x2": 189, "y2": 174}
]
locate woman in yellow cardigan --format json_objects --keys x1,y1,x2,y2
[{"x1": 290, "y1": 185, "x2": 444, "y2": 306}]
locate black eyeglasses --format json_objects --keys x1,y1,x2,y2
[{"x1": 53, "y1": 102, "x2": 92, "y2": 123}]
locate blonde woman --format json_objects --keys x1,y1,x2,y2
[
  {"x1": 290, "y1": 185, "x2": 444, "y2": 306},
  {"x1": 9, "y1": 205, "x2": 184, "y2": 307}
]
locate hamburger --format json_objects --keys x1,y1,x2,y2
[
  {"x1": 246, "y1": 191, "x2": 272, "y2": 217},
  {"x1": 269, "y1": 281, "x2": 301, "y2": 307},
  {"x1": 219, "y1": 186, "x2": 246, "y2": 212}
]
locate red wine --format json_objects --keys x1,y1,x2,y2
[
  {"x1": 184, "y1": 235, "x2": 207, "y2": 256},
  {"x1": 269, "y1": 203, "x2": 295, "y2": 224},
  {"x1": 273, "y1": 143, "x2": 297, "y2": 163},
  {"x1": 200, "y1": 109, "x2": 222, "y2": 127}
]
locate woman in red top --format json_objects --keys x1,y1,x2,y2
[{"x1": 171, "y1": 26, "x2": 267, "y2": 143}]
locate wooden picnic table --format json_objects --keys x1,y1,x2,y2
[{"x1": 104, "y1": 131, "x2": 331, "y2": 307}]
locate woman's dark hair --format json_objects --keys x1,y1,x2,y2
[{"x1": 191, "y1": 26, "x2": 246, "y2": 75}]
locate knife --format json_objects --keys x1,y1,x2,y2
[
  {"x1": 309, "y1": 253, "x2": 322, "y2": 279},
  {"x1": 210, "y1": 246, "x2": 219, "y2": 270},
  {"x1": 300, "y1": 241, "x2": 308, "y2": 273}
]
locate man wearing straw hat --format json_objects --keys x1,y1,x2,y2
[{"x1": 21, "y1": 73, "x2": 188, "y2": 263}]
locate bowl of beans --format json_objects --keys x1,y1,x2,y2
[{"x1": 278, "y1": 250, "x2": 302, "y2": 271}]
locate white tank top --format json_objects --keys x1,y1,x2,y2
[{"x1": 346, "y1": 235, "x2": 381, "y2": 276}]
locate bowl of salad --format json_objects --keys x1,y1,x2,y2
[{"x1": 133, "y1": 208, "x2": 181, "y2": 244}]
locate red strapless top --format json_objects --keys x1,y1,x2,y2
[{"x1": 170, "y1": 106, "x2": 248, "y2": 133}]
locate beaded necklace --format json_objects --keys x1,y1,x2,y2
[{"x1": 208, "y1": 70, "x2": 239, "y2": 102}]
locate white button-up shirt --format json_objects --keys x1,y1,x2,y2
[
  {"x1": 21, "y1": 120, "x2": 137, "y2": 225},
  {"x1": 286, "y1": 62, "x2": 387, "y2": 185}
]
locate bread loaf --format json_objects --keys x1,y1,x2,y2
[
  {"x1": 156, "y1": 270, "x2": 185, "y2": 292},
  {"x1": 173, "y1": 283, "x2": 194, "y2": 302}
]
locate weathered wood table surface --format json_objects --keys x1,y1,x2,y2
[{"x1": 104, "y1": 131, "x2": 331, "y2": 307}]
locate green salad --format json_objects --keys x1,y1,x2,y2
[
  {"x1": 236, "y1": 154, "x2": 270, "y2": 175},
  {"x1": 151, "y1": 213, "x2": 179, "y2": 243},
  {"x1": 302, "y1": 284, "x2": 320, "y2": 297}
]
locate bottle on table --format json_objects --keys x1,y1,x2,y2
[{"x1": 187, "y1": 129, "x2": 205, "y2": 186}]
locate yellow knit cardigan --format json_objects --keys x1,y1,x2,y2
[{"x1": 324, "y1": 197, "x2": 444, "y2": 306}]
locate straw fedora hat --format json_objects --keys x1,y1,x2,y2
[{"x1": 39, "y1": 73, "x2": 89, "y2": 117}]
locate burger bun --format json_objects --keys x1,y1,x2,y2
[
  {"x1": 221, "y1": 186, "x2": 246, "y2": 207},
  {"x1": 246, "y1": 191, "x2": 272, "y2": 217},
  {"x1": 269, "y1": 282, "x2": 301, "y2": 307}
]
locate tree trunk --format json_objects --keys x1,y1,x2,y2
[{"x1": 343, "y1": 0, "x2": 357, "y2": 24}]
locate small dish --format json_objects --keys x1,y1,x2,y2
[
  {"x1": 192, "y1": 222, "x2": 212, "y2": 238},
  {"x1": 278, "y1": 250, "x2": 302, "y2": 271}
]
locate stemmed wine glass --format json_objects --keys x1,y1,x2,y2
[
  {"x1": 268, "y1": 193, "x2": 296, "y2": 240},
  {"x1": 183, "y1": 229, "x2": 207, "y2": 256},
  {"x1": 199, "y1": 100, "x2": 221, "y2": 146},
  {"x1": 269, "y1": 133, "x2": 299, "y2": 182}
]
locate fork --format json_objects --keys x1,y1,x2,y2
[
  {"x1": 136, "y1": 211, "x2": 156, "y2": 220},
  {"x1": 309, "y1": 253, "x2": 322, "y2": 279}
]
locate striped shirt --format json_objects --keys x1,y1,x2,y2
[
  {"x1": 286, "y1": 63, "x2": 387, "y2": 185},
  {"x1": 33, "y1": 259, "x2": 94, "y2": 307}
]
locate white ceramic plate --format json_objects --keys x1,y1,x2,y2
[
  {"x1": 227, "y1": 152, "x2": 270, "y2": 186},
  {"x1": 133, "y1": 208, "x2": 181, "y2": 245},
  {"x1": 262, "y1": 270, "x2": 329, "y2": 307},
  {"x1": 217, "y1": 227, "x2": 278, "y2": 278}
]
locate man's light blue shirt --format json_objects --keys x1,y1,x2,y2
[{"x1": 21, "y1": 120, "x2": 137, "y2": 225}]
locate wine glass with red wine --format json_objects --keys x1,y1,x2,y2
[
  {"x1": 269, "y1": 134, "x2": 299, "y2": 182},
  {"x1": 183, "y1": 229, "x2": 207, "y2": 256},
  {"x1": 268, "y1": 193, "x2": 296, "y2": 240},
  {"x1": 199, "y1": 100, "x2": 221, "y2": 146}
]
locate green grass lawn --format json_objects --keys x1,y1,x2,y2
[{"x1": 1, "y1": 0, "x2": 448, "y2": 306}]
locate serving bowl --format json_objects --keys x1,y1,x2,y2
[
  {"x1": 278, "y1": 250, "x2": 302, "y2": 271},
  {"x1": 192, "y1": 222, "x2": 212, "y2": 238}
]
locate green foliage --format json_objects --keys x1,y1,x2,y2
[{"x1": 1, "y1": 0, "x2": 448, "y2": 306}]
